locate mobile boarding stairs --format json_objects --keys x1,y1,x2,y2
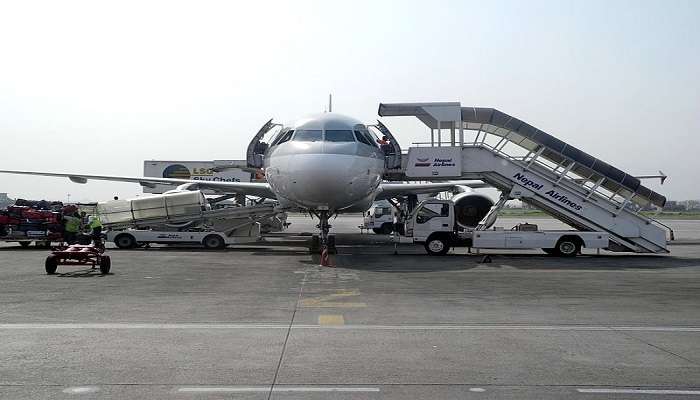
[{"x1": 379, "y1": 102, "x2": 671, "y2": 254}]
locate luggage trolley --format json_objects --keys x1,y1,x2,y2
[{"x1": 44, "y1": 244, "x2": 111, "y2": 275}]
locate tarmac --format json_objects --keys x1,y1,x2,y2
[{"x1": 0, "y1": 215, "x2": 699, "y2": 399}]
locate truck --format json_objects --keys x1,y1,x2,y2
[
  {"x1": 99, "y1": 191, "x2": 282, "y2": 249},
  {"x1": 362, "y1": 200, "x2": 396, "y2": 234},
  {"x1": 403, "y1": 198, "x2": 609, "y2": 256}
]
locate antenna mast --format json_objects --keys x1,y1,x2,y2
[{"x1": 328, "y1": 94, "x2": 332, "y2": 113}]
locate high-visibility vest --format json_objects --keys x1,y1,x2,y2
[
  {"x1": 64, "y1": 216, "x2": 81, "y2": 233},
  {"x1": 88, "y1": 216, "x2": 102, "y2": 229}
]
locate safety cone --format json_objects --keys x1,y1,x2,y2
[{"x1": 320, "y1": 247, "x2": 334, "y2": 267}]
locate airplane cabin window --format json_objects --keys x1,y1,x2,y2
[
  {"x1": 293, "y1": 129, "x2": 323, "y2": 142},
  {"x1": 325, "y1": 130, "x2": 356, "y2": 142}
]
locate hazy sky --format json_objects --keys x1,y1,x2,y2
[{"x1": 0, "y1": 0, "x2": 698, "y2": 202}]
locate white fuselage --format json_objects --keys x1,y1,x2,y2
[{"x1": 264, "y1": 113, "x2": 385, "y2": 213}]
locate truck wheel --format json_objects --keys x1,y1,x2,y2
[
  {"x1": 380, "y1": 223, "x2": 394, "y2": 234},
  {"x1": 19, "y1": 241, "x2": 31, "y2": 248},
  {"x1": 114, "y1": 234, "x2": 136, "y2": 249},
  {"x1": 425, "y1": 235, "x2": 450, "y2": 256},
  {"x1": 554, "y1": 236, "x2": 581, "y2": 257},
  {"x1": 45, "y1": 255, "x2": 58, "y2": 274},
  {"x1": 203, "y1": 234, "x2": 225, "y2": 249},
  {"x1": 99, "y1": 256, "x2": 111, "y2": 274}
]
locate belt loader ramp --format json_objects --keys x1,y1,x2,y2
[{"x1": 379, "y1": 102, "x2": 670, "y2": 254}]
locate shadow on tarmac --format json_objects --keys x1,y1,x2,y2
[
  {"x1": 330, "y1": 251, "x2": 698, "y2": 272},
  {"x1": 54, "y1": 268, "x2": 112, "y2": 278}
]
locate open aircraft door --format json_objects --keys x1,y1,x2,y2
[
  {"x1": 370, "y1": 120, "x2": 402, "y2": 169},
  {"x1": 246, "y1": 119, "x2": 281, "y2": 168}
]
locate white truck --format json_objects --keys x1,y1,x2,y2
[
  {"x1": 362, "y1": 200, "x2": 396, "y2": 234},
  {"x1": 99, "y1": 191, "x2": 282, "y2": 249},
  {"x1": 403, "y1": 198, "x2": 609, "y2": 256}
]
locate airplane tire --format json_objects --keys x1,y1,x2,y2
[
  {"x1": 203, "y1": 234, "x2": 225, "y2": 249},
  {"x1": 114, "y1": 234, "x2": 137, "y2": 249},
  {"x1": 425, "y1": 234, "x2": 450, "y2": 256},
  {"x1": 45, "y1": 255, "x2": 58, "y2": 275},
  {"x1": 309, "y1": 235, "x2": 320, "y2": 253},
  {"x1": 327, "y1": 235, "x2": 337, "y2": 254},
  {"x1": 99, "y1": 256, "x2": 111, "y2": 274}
]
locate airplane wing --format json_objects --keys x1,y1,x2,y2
[
  {"x1": 375, "y1": 181, "x2": 490, "y2": 200},
  {"x1": 0, "y1": 169, "x2": 276, "y2": 199}
]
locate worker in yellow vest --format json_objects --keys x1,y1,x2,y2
[
  {"x1": 87, "y1": 215, "x2": 103, "y2": 247},
  {"x1": 62, "y1": 212, "x2": 81, "y2": 244}
]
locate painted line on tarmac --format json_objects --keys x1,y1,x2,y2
[
  {"x1": 0, "y1": 323, "x2": 288, "y2": 329},
  {"x1": 309, "y1": 325, "x2": 700, "y2": 332},
  {"x1": 0, "y1": 323, "x2": 698, "y2": 332},
  {"x1": 177, "y1": 386, "x2": 380, "y2": 393},
  {"x1": 577, "y1": 388, "x2": 700, "y2": 395},
  {"x1": 318, "y1": 314, "x2": 345, "y2": 326}
]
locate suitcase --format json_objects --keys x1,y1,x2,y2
[
  {"x1": 21, "y1": 209, "x2": 44, "y2": 220},
  {"x1": 6, "y1": 205, "x2": 26, "y2": 218}
]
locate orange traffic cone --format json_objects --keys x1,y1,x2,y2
[{"x1": 320, "y1": 247, "x2": 334, "y2": 267}]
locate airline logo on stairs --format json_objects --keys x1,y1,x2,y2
[
  {"x1": 513, "y1": 173, "x2": 583, "y2": 212},
  {"x1": 406, "y1": 147, "x2": 462, "y2": 177}
]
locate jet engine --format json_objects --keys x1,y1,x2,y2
[{"x1": 450, "y1": 192, "x2": 495, "y2": 229}]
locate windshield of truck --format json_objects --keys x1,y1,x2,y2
[{"x1": 416, "y1": 202, "x2": 448, "y2": 224}]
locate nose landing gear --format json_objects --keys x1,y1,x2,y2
[{"x1": 309, "y1": 210, "x2": 337, "y2": 258}]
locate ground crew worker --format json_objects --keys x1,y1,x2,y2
[
  {"x1": 87, "y1": 215, "x2": 103, "y2": 247},
  {"x1": 62, "y1": 212, "x2": 81, "y2": 244}
]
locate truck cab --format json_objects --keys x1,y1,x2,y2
[
  {"x1": 363, "y1": 200, "x2": 395, "y2": 234},
  {"x1": 405, "y1": 199, "x2": 470, "y2": 255}
]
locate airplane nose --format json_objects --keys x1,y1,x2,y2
[{"x1": 288, "y1": 154, "x2": 363, "y2": 210}]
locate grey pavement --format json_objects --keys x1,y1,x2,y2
[{"x1": 0, "y1": 216, "x2": 699, "y2": 399}]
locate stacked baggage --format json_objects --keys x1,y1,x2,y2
[{"x1": 0, "y1": 199, "x2": 65, "y2": 243}]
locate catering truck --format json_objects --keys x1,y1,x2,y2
[
  {"x1": 402, "y1": 197, "x2": 609, "y2": 256},
  {"x1": 100, "y1": 191, "x2": 282, "y2": 249}
]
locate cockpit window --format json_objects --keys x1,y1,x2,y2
[
  {"x1": 325, "y1": 130, "x2": 356, "y2": 142},
  {"x1": 354, "y1": 130, "x2": 372, "y2": 146},
  {"x1": 354, "y1": 126, "x2": 376, "y2": 147},
  {"x1": 293, "y1": 129, "x2": 322, "y2": 142},
  {"x1": 273, "y1": 130, "x2": 294, "y2": 145}
]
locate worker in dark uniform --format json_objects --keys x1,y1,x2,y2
[{"x1": 377, "y1": 135, "x2": 392, "y2": 155}]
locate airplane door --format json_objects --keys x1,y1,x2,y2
[
  {"x1": 371, "y1": 120, "x2": 402, "y2": 169},
  {"x1": 247, "y1": 119, "x2": 278, "y2": 168}
]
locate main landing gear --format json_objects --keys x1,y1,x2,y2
[{"x1": 309, "y1": 210, "x2": 337, "y2": 255}]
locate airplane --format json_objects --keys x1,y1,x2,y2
[{"x1": 0, "y1": 112, "x2": 493, "y2": 252}]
